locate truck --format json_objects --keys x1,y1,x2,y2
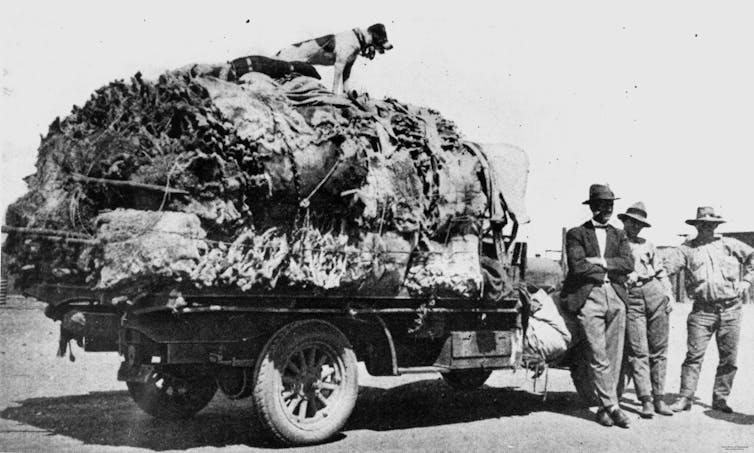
[
  {"x1": 7, "y1": 139, "x2": 600, "y2": 447},
  {"x1": 29, "y1": 228, "x2": 531, "y2": 446}
]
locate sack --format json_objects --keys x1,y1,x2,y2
[{"x1": 524, "y1": 289, "x2": 572, "y2": 361}]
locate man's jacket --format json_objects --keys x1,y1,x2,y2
[{"x1": 560, "y1": 221, "x2": 634, "y2": 312}]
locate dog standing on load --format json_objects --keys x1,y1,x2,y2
[{"x1": 275, "y1": 23, "x2": 393, "y2": 95}]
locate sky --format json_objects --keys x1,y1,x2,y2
[{"x1": 2, "y1": 1, "x2": 754, "y2": 257}]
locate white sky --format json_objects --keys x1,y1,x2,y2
[{"x1": 2, "y1": 1, "x2": 753, "y2": 256}]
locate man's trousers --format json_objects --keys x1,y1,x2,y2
[
  {"x1": 578, "y1": 283, "x2": 626, "y2": 408},
  {"x1": 624, "y1": 278, "x2": 670, "y2": 401},
  {"x1": 679, "y1": 300, "x2": 742, "y2": 403}
]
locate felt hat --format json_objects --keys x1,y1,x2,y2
[
  {"x1": 618, "y1": 201, "x2": 651, "y2": 227},
  {"x1": 686, "y1": 206, "x2": 726, "y2": 225},
  {"x1": 582, "y1": 184, "x2": 619, "y2": 205}
]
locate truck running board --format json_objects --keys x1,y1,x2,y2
[{"x1": 396, "y1": 366, "x2": 449, "y2": 374}]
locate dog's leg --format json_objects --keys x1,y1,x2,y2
[
  {"x1": 342, "y1": 60, "x2": 355, "y2": 94},
  {"x1": 332, "y1": 61, "x2": 345, "y2": 94}
]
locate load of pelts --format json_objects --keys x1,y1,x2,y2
[{"x1": 3, "y1": 65, "x2": 524, "y2": 303}]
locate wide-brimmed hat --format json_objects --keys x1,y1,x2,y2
[
  {"x1": 582, "y1": 184, "x2": 619, "y2": 205},
  {"x1": 686, "y1": 206, "x2": 726, "y2": 225},
  {"x1": 618, "y1": 201, "x2": 651, "y2": 227}
]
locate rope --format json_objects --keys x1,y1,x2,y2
[
  {"x1": 298, "y1": 158, "x2": 342, "y2": 209},
  {"x1": 4, "y1": 212, "x2": 491, "y2": 256},
  {"x1": 377, "y1": 200, "x2": 388, "y2": 236},
  {"x1": 1, "y1": 226, "x2": 91, "y2": 239},
  {"x1": 157, "y1": 158, "x2": 183, "y2": 212}
]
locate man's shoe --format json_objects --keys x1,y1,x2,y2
[
  {"x1": 596, "y1": 408, "x2": 614, "y2": 427},
  {"x1": 639, "y1": 400, "x2": 655, "y2": 418},
  {"x1": 654, "y1": 400, "x2": 674, "y2": 416},
  {"x1": 712, "y1": 400, "x2": 733, "y2": 413},
  {"x1": 670, "y1": 396, "x2": 692, "y2": 412},
  {"x1": 609, "y1": 408, "x2": 631, "y2": 428}
]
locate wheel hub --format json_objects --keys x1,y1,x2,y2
[
  {"x1": 281, "y1": 345, "x2": 344, "y2": 424},
  {"x1": 302, "y1": 372, "x2": 319, "y2": 393}
]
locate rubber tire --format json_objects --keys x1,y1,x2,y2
[
  {"x1": 251, "y1": 320, "x2": 358, "y2": 446},
  {"x1": 441, "y1": 369, "x2": 493, "y2": 391},
  {"x1": 126, "y1": 366, "x2": 218, "y2": 419}
]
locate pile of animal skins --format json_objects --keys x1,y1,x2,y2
[{"x1": 4, "y1": 68, "x2": 510, "y2": 301}]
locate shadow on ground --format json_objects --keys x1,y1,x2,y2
[
  {"x1": 676, "y1": 394, "x2": 754, "y2": 424},
  {"x1": 346, "y1": 379, "x2": 595, "y2": 431},
  {"x1": 1, "y1": 379, "x2": 594, "y2": 450},
  {"x1": 621, "y1": 391, "x2": 754, "y2": 424},
  {"x1": 703, "y1": 410, "x2": 754, "y2": 425},
  {"x1": 1, "y1": 391, "x2": 275, "y2": 450}
]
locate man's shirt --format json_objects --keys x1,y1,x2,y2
[
  {"x1": 664, "y1": 236, "x2": 754, "y2": 302},
  {"x1": 591, "y1": 219, "x2": 610, "y2": 281},
  {"x1": 591, "y1": 219, "x2": 608, "y2": 258},
  {"x1": 627, "y1": 237, "x2": 673, "y2": 294},
  {"x1": 628, "y1": 238, "x2": 665, "y2": 280}
]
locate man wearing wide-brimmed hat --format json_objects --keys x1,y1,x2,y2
[
  {"x1": 561, "y1": 184, "x2": 634, "y2": 428},
  {"x1": 618, "y1": 202, "x2": 675, "y2": 418},
  {"x1": 665, "y1": 207, "x2": 754, "y2": 414}
]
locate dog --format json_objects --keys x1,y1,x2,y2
[{"x1": 275, "y1": 23, "x2": 393, "y2": 94}]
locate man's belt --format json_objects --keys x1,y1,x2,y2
[
  {"x1": 632, "y1": 276, "x2": 656, "y2": 288},
  {"x1": 693, "y1": 298, "x2": 741, "y2": 313}
]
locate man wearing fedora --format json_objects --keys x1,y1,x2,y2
[
  {"x1": 561, "y1": 184, "x2": 634, "y2": 428},
  {"x1": 618, "y1": 202, "x2": 675, "y2": 418},
  {"x1": 665, "y1": 206, "x2": 754, "y2": 413}
]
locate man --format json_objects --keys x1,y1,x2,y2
[
  {"x1": 665, "y1": 206, "x2": 754, "y2": 413},
  {"x1": 617, "y1": 202, "x2": 674, "y2": 418},
  {"x1": 561, "y1": 184, "x2": 634, "y2": 428}
]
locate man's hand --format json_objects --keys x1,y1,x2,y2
[
  {"x1": 737, "y1": 281, "x2": 752, "y2": 297},
  {"x1": 664, "y1": 294, "x2": 675, "y2": 313},
  {"x1": 663, "y1": 288, "x2": 677, "y2": 312},
  {"x1": 586, "y1": 257, "x2": 607, "y2": 268},
  {"x1": 627, "y1": 272, "x2": 639, "y2": 285}
]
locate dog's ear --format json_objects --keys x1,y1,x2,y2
[
  {"x1": 367, "y1": 23, "x2": 391, "y2": 50},
  {"x1": 367, "y1": 23, "x2": 387, "y2": 40}
]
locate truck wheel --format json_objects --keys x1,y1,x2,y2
[
  {"x1": 441, "y1": 369, "x2": 492, "y2": 391},
  {"x1": 127, "y1": 366, "x2": 217, "y2": 419},
  {"x1": 252, "y1": 320, "x2": 358, "y2": 446}
]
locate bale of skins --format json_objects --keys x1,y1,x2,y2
[{"x1": 4, "y1": 66, "x2": 528, "y2": 301}]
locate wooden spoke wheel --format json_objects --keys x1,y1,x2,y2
[{"x1": 252, "y1": 320, "x2": 358, "y2": 446}]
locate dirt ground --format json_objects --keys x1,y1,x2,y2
[{"x1": 0, "y1": 296, "x2": 752, "y2": 453}]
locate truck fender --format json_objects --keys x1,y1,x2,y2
[{"x1": 329, "y1": 314, "x2": 397, "y2": 376}]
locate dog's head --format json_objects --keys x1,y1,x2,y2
[{"x1": 367, "y1": 23, "x2": 393, "y2": 53}]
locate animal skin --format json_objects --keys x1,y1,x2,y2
[{"x1": 228, "y1": 55, "x2": 321, "y2": 81}]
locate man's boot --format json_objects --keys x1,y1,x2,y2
[
  {"x1": 639, "y1": 399, "x2": 654, "y2": 418},
  {"x1": 670, "y1": 396, "x2": 692, "y2": 412},
  {"x1": 609, "y1": 406, "x2": 631, "y2": 429},
  {"x1": 596, "y1": 408, "x2": 614, "y2": 427},
  {"x1": 654, "y1": 399, "x2": 673, "y2": 416},
  {"x1": 712, "y1": 399, "x2": 733, "y2": 413}
]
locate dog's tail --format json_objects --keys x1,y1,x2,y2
[{"x1": 291, "y1": 61, "x2": 321, "y2": 80}]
